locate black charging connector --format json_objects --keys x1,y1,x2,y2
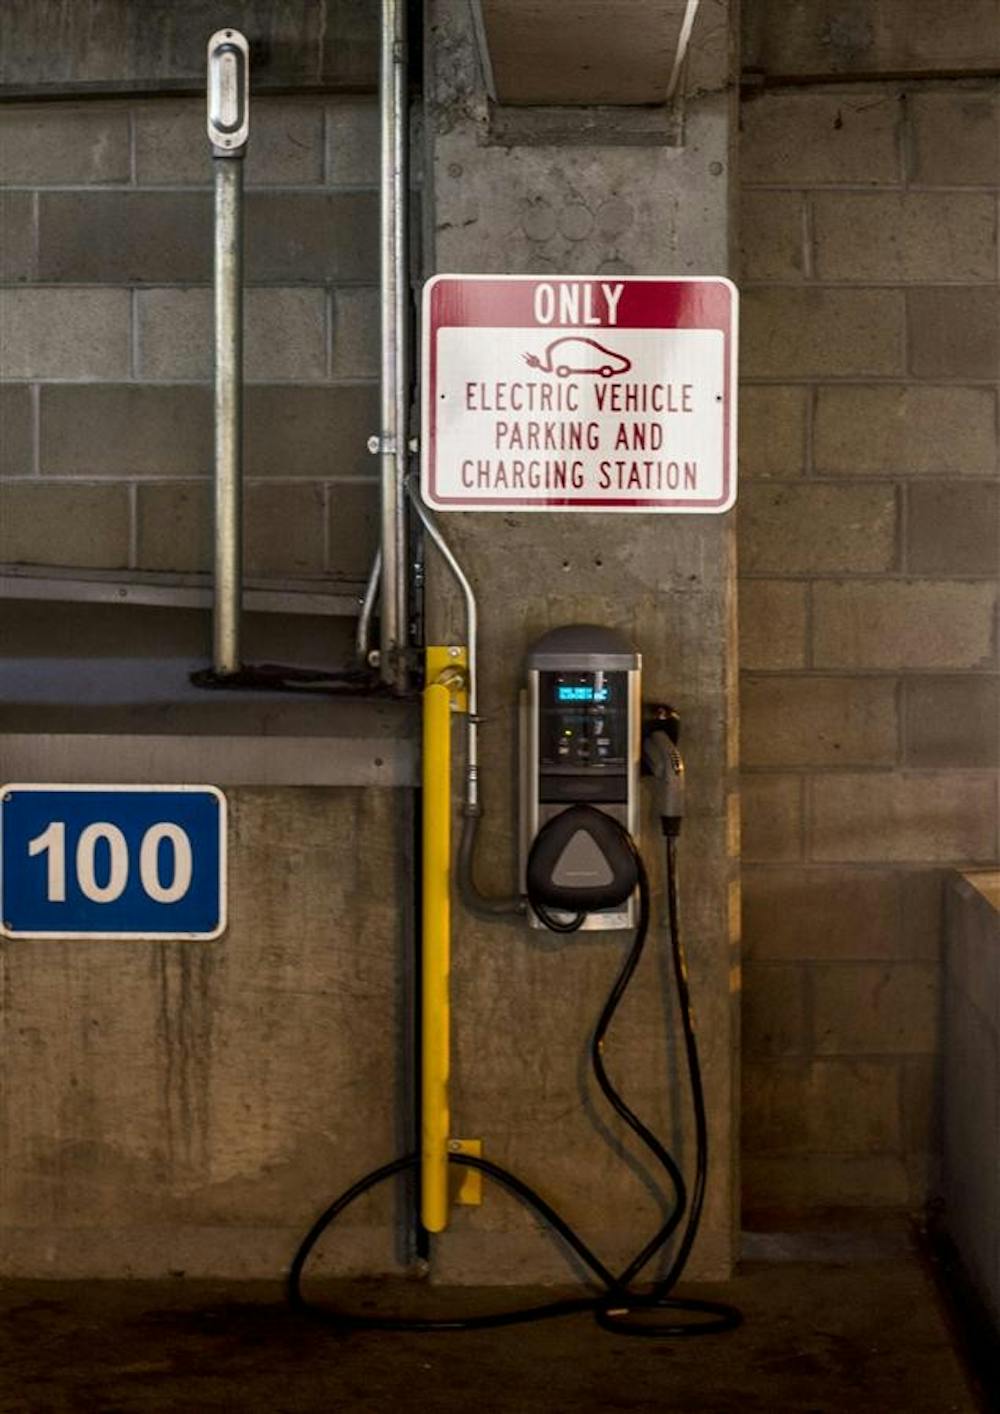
[
  {"x1": 645, "y1": 702, "x2": 680, "y2": 745},
  {"x1": 526, "y1": 803, "x2": 639, "y2": 919},
  {"x1": 642, "y1": 705, "x2": 685, "y2": 837}
]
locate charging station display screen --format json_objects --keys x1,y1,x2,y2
[
  {"x1": 538, "y1": 672, "x2": 628, "y2": 798},
  {"x1": 555, "y1": 684, "x2": 608, "y2": 703}
]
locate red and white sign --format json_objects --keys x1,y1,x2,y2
[{"x1": 420, "y1": 275, "x2": 737, "y2": 514}]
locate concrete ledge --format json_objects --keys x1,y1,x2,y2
[
  {"x1": 741, "y1": 1229, "x2": 914, "y2": 1263},
  {"x1": 0, "y1": 732, "x2": 416, "y2": 788},
  {"x1": 0, "y1": 1226, "x2": 408, "y2": 1280},
  {"x1": 943, "y1": 869, "x2": 1000, "y2": 1333},
  {"x1": 489, "y1": 105, "x2": 684, "y2": 148},
  {"x1": 0, "y1": 1222, "x2": 733, "y2": 1285},
  {"x1": 0, "y1": 658, "x2": 418, "y2": 786},
  {"x1": 430, "y1": 1216, "x2": 733, "y2": 1286}
]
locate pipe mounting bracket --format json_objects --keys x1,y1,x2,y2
[{"x1": 427, "y1": 645, "x2": 469, "y2": 713}]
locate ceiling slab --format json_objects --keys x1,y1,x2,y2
[{"x1": 476, "y1": 0, "x2": 697, "y2": 105}]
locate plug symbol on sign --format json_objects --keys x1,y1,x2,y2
[{"x1": 523, "y1": 337, "x2": 632, "y2": 379}]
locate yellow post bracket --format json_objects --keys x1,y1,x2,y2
[
  {"x1": 425, "y1": 645, "x2": 468, "y2": 712},
  {"x1": 421, "y1": 647, "x2": 467, "y2": 1233}
]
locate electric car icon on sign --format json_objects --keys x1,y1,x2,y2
[{"x1": 524, "y1": 337, "x2": 632, "y2": 379}]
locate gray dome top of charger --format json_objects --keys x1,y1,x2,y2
[{"x1": 527, "y1": 624, "x2": 640, "y2": 672}]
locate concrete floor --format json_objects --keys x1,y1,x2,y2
[{"x1": 0, "y1": 1254, "x2": 986, "y2": 1413}]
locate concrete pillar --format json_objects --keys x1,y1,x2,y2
[{"x1": 422, "y1": 0, "x2": 740, "y2": 1281}]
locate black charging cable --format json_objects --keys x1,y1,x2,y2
[
  {"x1": 530, "y1": 900, "x2": 585, "y2": 933},
  {"x1": 593, "y1": 831, "x2": 739, "y2": 1336},
  {"x1": 456, "y1": 811, "x2": 527, "y2": 921},
  {"x1": 288, "y1": 810, "x2": 741, "y2": 1338}
]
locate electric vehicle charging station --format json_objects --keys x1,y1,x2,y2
[
  {"x1": 291, "y1": 595, "x2": 738, "y2": 1335},
  {"x1": 521, "y1": 625, "x2": 641, "y2": 932}
]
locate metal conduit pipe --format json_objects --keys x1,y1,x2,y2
[
  {"x1": 355, "y1": 548, "x2": 382, "y2": 666},
  {"x1": 377, "y1": 0, "x2": 410, "y2": 690},
  {"x1": 407, "y1": 484, "x2": 526, "y2": 920},
  {"x1": 390, "y1": 0, "x2": 410, "y2": 674},
  {"x1": 207, "y1": 29, "x2": 250, "y2": 677},
  {"x1": 407, "y1": 487, "x2": 478, "y2": 805}
]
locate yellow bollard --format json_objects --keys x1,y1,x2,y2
[{"x1": 421, "y1": 679, "x2": 452, "y2": 1232}]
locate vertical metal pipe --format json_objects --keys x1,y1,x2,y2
[
  {"x1": 213, "y1": 159, "x2": 244, "y2": 676},
  {"x1": 391, "y1": 0, "x2": 409, "y2": 672},
  {"x1": 207, "y1": 29, "x2": 249, "y2": 677},
  {"x1": 378, "y1": 0, "x2": 409, "y2": 689}
]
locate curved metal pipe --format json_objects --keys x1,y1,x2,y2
[
  {"x1": 407, "y1": 483, "x2": 525, "y2": 919},
  {"x1": 406, "y1": 484, "x2": 478, "y2": 806},
  {"x1": 355, "y1": 549, "x2": 382, "y2": 665}
]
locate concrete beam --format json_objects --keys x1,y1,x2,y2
[
  {"x1": 476, "y1": 0, "x2": 731, "y2": 105},
  {"x1": 0, "y1": 0, "x2": 378, "y2": 98},
  {"x1": 743, "y1": 0, "x2": 1000, "y2": 80},
  {"x1": 0, "y1": 566, "x2": 364, "y2": 620}
]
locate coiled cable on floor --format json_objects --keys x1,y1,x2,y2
[{"x1": 288, "y1": 826, "x2": 741, "y2": 1337}]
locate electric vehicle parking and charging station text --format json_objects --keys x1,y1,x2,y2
[{"x1": 421, "y1": 275, "x2": 737, "y2": 514}]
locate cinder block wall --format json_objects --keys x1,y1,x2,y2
[
  {"x1": 0, "y1": 98, "x2": 381, "y2": 584},
  {"x1": 738, "y1": 84, "x2": 999, "y2": 1215}
]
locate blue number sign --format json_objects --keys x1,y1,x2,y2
[{"x1": 0, "y1": 785, "x2": 227, "y2": 940}]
